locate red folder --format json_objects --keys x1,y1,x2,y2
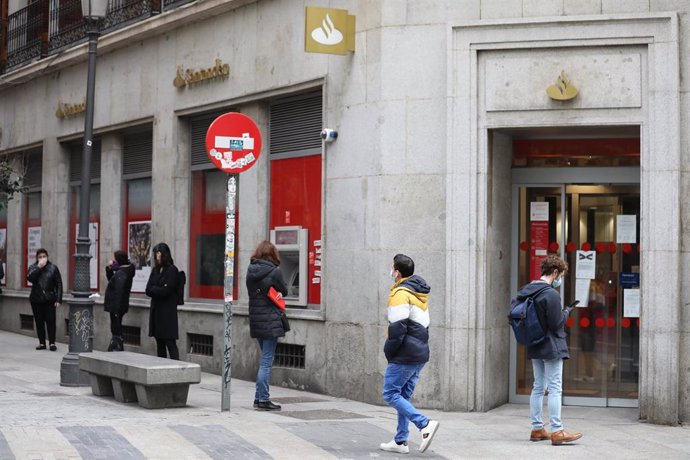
[{"x1": 268, "y1": 287, "x2": 286, "y2": 311}]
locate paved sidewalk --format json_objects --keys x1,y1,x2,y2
[{"x1": 0, "y1": 330, "x2": 688, "y2": 459}]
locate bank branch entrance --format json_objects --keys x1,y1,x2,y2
[{"x1": 509, "y1": 134, "x2": 640, "y2": 407}]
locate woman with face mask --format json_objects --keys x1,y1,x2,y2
[{"x1": 26, "y1": 248, "x2": 63, "y2": 351}]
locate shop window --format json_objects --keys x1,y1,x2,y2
[
  {"x1": 0, "y1": 206, "x2": 7, "y2": 286},
  {"x1": 122, "y1": 129, "x2": 153, "y2": 294},
  {"x1": 189, "y1": 112, "x2": 238, "y2": 301},
  {"x1": 269, "y1": 91, "x2": 323, "y2": 307},
  {"x1": 22, "y1": 150, "x2": 42, "y2": 288},
  {"x1": 69, "y1": 141, "x2": 101, "y2": 291}
]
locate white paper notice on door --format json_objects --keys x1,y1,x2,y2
[
  {"x1": 574, "y1": 279, "x2": 591, "y2": 308},
  {"x1": 616, "y1": 215, "x2": 637, "y2": 243},
  {"x1": 530, "y1": 202, "x2": 549, "y2": 221},
  {"x1": 624, "y1": 289, "x2": 640, "y2": 318},
  {"x1": 575, "y1": 250, "x2": 596, "y2": 279}
]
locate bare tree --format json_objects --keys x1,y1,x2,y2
[{"x1": 0, "y1": 154, "x2": 27, "y2": 211}]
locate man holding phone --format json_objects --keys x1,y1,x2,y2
[{"x1": 517, "y1": 254, "x2": 583, "y2": 446}]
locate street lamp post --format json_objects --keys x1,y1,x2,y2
[{"x1": 60, "y1": 0, "x2": 108, "y2": 386}]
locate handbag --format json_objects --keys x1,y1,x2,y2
[
  {"x1": 279, "y1": 311, "x2": 291, "y2": 332},
  {"x1": 268, "y1": 286, "x2": 286, "y2": 311}
]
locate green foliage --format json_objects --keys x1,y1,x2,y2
[{"x1": 0, "y1": 158, "x2": 26, "y2": 211}]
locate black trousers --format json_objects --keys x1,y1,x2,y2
[
  {"x1": 109, "y1": 312, "x2": 125, "y2": 337},
  {"x1": 155, "y1": 338, "x2": 179, "y2": 360},
  {"x1": 31, "y1": 301, "x2": 56, "y2": 345}
]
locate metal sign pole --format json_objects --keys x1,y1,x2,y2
[{"x1": 221, "y1": 174, "x2": 237, "y2": 411}]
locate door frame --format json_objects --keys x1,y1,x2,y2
[{"x1": 509, "y1": 166, "x2": 640, "y2": 408}]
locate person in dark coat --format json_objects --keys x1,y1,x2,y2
[
  {"x1": 145, "y1": 243, "x2": 179, "y2": 360},
  {"x1": 26, "y1": 248, "x2": 63, "y2": 351},
  {"x1": 104, "y1": 250, "x2": 135, "y2": 352},
  {"x1": 518, "y1": 254, "x2": 582, "y2": 446},
  {"x1": 246, "y1": 241, "x2": 288, "y2": 411}
]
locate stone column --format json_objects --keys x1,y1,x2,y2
[
  {"x1": 99, "y1": 133, "x2": 123, "y2": 289},
  {"x1": 41, "y1": 137, "x2": 70, "y2": 280},
  {"x1": 6, "y1": 155, "x2": 25, "y2": 291}
]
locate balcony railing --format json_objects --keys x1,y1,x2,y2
[{"x1": 1, "y1": 0, "x2": 187, "y2": 74}]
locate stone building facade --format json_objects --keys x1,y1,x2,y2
[{"x1": 0, "y1": 0, "x2": 689, "y2": 425}]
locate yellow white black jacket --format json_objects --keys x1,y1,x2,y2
[{"x1": 384, "y1": 275, "x2": 431, "y2": 364}]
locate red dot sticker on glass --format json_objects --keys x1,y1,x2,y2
[
  {"x1": 580, "y1": 317, "x2": 590, "y2": 328},
  {"x1": 608, "y1": 242, "x2": 616, "y2": 254},
  {"x1": 622, "y1": 243, "x2": 632, "y2": 254},
  {"x1": 519, "y1": 241, "x2": 529, "y2": 251},
  {"x1": 549, "y1": 242, "x2": 559, "y2": 253},
  {"x1": 595, "y1": 242, "x2": 606, "y2": 253},
  {"x1": 566, "y1": 242, "x2": 576, "y2": 253},
  {"x1": 581, "y1": 242, "x2": 591, "y2": 251}
]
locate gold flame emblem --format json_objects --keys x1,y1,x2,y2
[{"x1": 546, "y1": 70, "x2": 578, "y2": 101}]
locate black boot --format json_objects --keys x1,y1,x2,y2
[
  {"x1": 107, "y1": 338, "x2": 116, "y2": 352},
  {"x1": 256, "y1": 400, "x2": 281, "y2": 411},
  {"x1": 114, "y1": 336, "x2": 124, "y2": 351}
]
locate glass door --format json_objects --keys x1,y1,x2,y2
[{"x1": 511, "y1": 184, "x2": 640, "y2": 407}]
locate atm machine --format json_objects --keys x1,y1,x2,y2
[{"x1": 270, "y1": 226, "x2": 308, "y2": 307}]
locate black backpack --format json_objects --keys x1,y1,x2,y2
[
  {"x1": 176, "y1": 270, "x2": 186, "y2": 305},
  {"x1": 508, "y1": 285, "x2": 550, "y2": 347}
]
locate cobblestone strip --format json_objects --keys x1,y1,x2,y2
[
  {"x1": 228, "y1": 419, "x2": 338, "y2": 460},
  {"x1": 171, "y1": 424, "x2": 271, "y2": 459},
  {"x1": 282, "y1": 421, "x2": 448, "y2": 459},
  {"x1": 114, "y1": 425, "x2": 211, "y2": 459},
  {"x1": 58, "y1": 426, "x2": 145, "y2": 460},
  {"x1": 2, "y1": 426, "x2": 81, "y2": 459},
  {"x1": 0, "y1": 431, "x2": 15, "y2": 460}
]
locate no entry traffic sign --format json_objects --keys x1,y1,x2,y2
[{"x1": 205, "y1": 113, "x2": 262, "y2": 174}]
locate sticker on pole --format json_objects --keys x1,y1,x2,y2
[{"x1": 205, "y1": 113, "x2": 262, "y2": 174}]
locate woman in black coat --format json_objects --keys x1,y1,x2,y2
[
  {"x1": 246, "y1": 241, "x2": 288, "y2": 411},
  {"x1": 26, "y1": 248, "x2": 63, "y2": 351},
  {"x1": 145, "y1": 243, "x2": 179, "y2": 360},
  {"x1": 104, "y1": 250, "x2": 135, "y2": 352}
]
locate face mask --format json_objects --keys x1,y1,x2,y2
[
  {"x1": 38, "y1": 256, "x2": 48, "y2": 264},
  {"x1": 552, "y1": 278, "x2": 562, "y2": 289},
  {"x1": 390, "y1": 270, "x2": 397, "y2": 281}
]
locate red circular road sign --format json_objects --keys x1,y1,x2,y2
[{"x1": 205, "y1": 113, "x2": 262, "y2": 173}]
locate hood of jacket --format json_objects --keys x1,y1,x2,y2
[
  {"x1": 153, "y1": 242, "x2": 174, "y2": 266},
  {"x1": 247, "y1": 259, "x2": 277, "y2": 284},
  {"x1": 517, "y1": 280, "x2": 552, "y2": 300},
  {"x1": 118, "y1": 263, "x2": 136, "y2": 278},
  {"x1": 393, "y1": 275, "x2": 431, "y2": 304}
]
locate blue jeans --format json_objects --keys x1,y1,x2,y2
[
  {"x1": 530, "y1": 358, "x2": 563, "y2": 432},
  {"x1": 382, "y1": 362, "x2": 429, "y2": 442},
  {"x1": 255, "y1": 337, "x2": 277, "y2": 402}
]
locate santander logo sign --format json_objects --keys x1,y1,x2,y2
[{"x1": 311, "y1": 13, "x2": 343, "y2": 45}]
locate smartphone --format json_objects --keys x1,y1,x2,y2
[{"x1": 567, "y1": 300, "x2": 580, "y2": 309}]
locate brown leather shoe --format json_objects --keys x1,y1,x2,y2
[
  {"x1": 551, "y1": 430, "x2": 583, "y2": 445},
  {"x1": 530, "y1": 428, "x2": 551, "y2": 441}
]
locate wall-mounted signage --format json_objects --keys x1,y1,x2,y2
[
  {"x1": 56, "y1": 100, "x2": 86, "y2": 119},
  {"x1": 173, "y1": 59, "x2": 230, "y2": 88},
  {"x1": 546, "y1": 70, "x2": 578, "y2": 101},
  {"x1": 305, "y1": 6, "x2": 355, "y2": 55}
]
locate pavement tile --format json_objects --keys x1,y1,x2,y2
[
  {"x1": 0, "y1": 431, "x2": 15, "y2": 460},
  {"x1": 58, "y1": 426, "x2": 145, "y2": 460},
  {"x1": 171, "y1": 424, "x2": 270, "y2": 459}
]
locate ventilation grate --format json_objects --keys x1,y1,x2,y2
[
  {"x1": 69, "y1": 140, "x2": 102, "y2": 183},
  {"x1": 121, "y1": 325, "x2": 141, "y2": 346},
  {"x1": 190, "y1": 110, "x2": 236, "y2": 167},
  {"x1": 269, "y1": 91, "x2": 322, "y2": 155},
  {"x1": 274, "y1": 343, "x2": 305, "y2": 369},
  {"x1": 20, "y1": 314, "x2": 34, "y2": 330},
  {"x1": 22, "y1": 149, "x2": 43, "y2": 189},
  {"x1": 188, "y1": 333, "x2": 213, "y2": 356},
  {"x1": 123, "y1": 131, "x2": 153, "y2": 176}
]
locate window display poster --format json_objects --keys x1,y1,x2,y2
[
  {"x1": 0, "y1": 228, "x2": 6, "y2": 285},
  {"x1": 624, "y1": 288, "x2": 640, "y2": 318},
  {"x1": 529, "y1": 221, "x2": 549, "y2": 281},
  {"x1": 76, "y1": 223, "x2": 99, "y2": 290},
  {"x1": 27, "y1": 226, "x2": 42, "y2": 286},
  {"x1": 575, "y1": 250, "x2": 596, "y2": 279},
  {"x1": 574, "y1": 278, "x2": 591, "y2": 308},
  {"x1": 616, "y1": 215, "x2": 637, "y2": 243},
  {"x1": 530, "y1": 201, "x2": 549, "y2": 221},
  {"x1": 128, "y1": 221, "x2": 152, "y2": 293}
]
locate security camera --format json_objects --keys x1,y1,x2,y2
[{"x1": 321, "y1": 128, "x2": 338, "y2": 143}]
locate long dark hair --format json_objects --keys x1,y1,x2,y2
[
  {"x1": 250, "y1": 241, "x2": 280, "y2": 266},
  {"x1": 152, "y1": 242, "x2": 174, "y2": 267}
]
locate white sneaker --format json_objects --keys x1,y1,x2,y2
[
  {"x1": 419, "y1": 420, "x2": 440, "y2": 453},
  {"x1": 380, "y1": 439, "x2": 409, "y2": 454}
]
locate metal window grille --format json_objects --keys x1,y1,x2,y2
[
  {"x1": 123, "y1": 130, "x2": 153, "y2": 177},
  {"x1": 121, "y1": 325, "x2": 141, "y2": 346},
  {"x1": 23, "y1": 149, "x2": 43, "y2": 190},
  {"x1": 274, "y1": 343, "x2": 305, "y2": 369},
  {"x1": 20, "y1": 314, "x2": 34, "y2": 330},
  {"x1": 269, "y1": 91, "x2": 323, "y2": 156},
  {"x1": 187, "y1": 333, "x2": 213, "y2": 356},
  {"x1": 69, "y1": 140, "x2": 102, "y2": 184}
]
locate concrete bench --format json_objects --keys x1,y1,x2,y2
[{"x1": 79, "y1": 351, "x2": 201, "y2": 409}]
